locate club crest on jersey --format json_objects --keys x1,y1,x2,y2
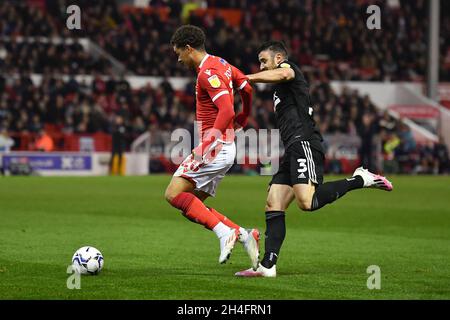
[
  {"x1": 207, "y1": 75, "x2": 221, "y2": 88},
  {"x1": 204, "y1": 69, "x2": 211, "y2": 76}
]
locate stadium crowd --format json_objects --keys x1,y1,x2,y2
[
  {"x1": 0, "y1": 0, "x2": 448, "y2": 175},
  {"x1": 1, "y1": 72, "x2": 448, "y2": 174},
  {"x1": 0, "y1": 39, "x2": 112, "y2": 75},
  {"x1": 1, "y1": 0, "x2": 449, "y2": 80}
]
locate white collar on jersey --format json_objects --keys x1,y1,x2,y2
[{"x1": 198, "y1": 54, "x2": 210, "y2": 69}]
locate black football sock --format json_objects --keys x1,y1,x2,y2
[
  {"x1": 310, "y1": 176, "x2": 364, "y2": 211},
  {"x1": 261, "y1": 211, "x2": 285, "y2": 269}
]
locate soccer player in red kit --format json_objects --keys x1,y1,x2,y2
[{"x1": 164, "y1": 25, "x2": 259, "y2": 268}]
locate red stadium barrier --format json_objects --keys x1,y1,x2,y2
[{"x1": 63, "y1": 133, "x2": 112, "y2": 152}]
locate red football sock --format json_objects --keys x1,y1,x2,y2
[
  {"x1": 170, "y1": 192, "x2": 220, "y2": 230},
  {"x1": 208, "y1": 207, "x2": 241, "y2": 231}
]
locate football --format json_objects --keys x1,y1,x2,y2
[{"x1": 72, "y1": 246, "x2": 104, "y2": 275}]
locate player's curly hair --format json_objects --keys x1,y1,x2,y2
[
  {"x1": 170, "y1": 25, "x2": 206, "y2": 50},
  {"x1": 257, "y1": 41, "x2": 289, "y2": 58}
]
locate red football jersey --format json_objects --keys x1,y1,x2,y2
[{"x1": 196, "y1": 54, "x2": 248, "y2": 143}]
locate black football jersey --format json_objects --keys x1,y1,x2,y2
[{"x1": 272, "y1": 60, "x2": 323, "y2": 150}]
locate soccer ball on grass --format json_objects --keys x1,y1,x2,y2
[{"x1": 72, "y1": 246, "x2": 104, "y2": 275}]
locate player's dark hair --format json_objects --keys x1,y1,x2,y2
[
  {"x1": 257, "y1": 41, "x2": 289, "y2": 58},
  {"x1": 170, "y1": 25, "x2": 206, "y2": 51}
]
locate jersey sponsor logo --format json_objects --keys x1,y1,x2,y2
[
  {"x1": 207, "y1": 75, "x2": 221, "y2": 88},
  {"x1": 273, "y1": 92, "x2": 281, "y2": 111},
  {"x1": 204, "y1": 69, "x2": 211, "y2": 76},
  {"x1": 280, "y1": 63, "x2": 291, "y2": 68},
  {"x1": 224, "y1": 66, "x2": 232, "y2": 80}
]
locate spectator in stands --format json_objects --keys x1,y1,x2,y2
[
  {"x1": 395, "y1": 122, "x2": 416, "y2": 173},
  {"x1": 0, "y1": 127, "x2": 14, "y2": 152},
  {"x1": 33, "y1": 127, "x2": 54, "y2": 152},
  {"x1": 434, "y1": 136, "x2": 450, "y2": 174},
  {"x1": 357, "y1": 113, "x2": 378, "y2": 172},
  {"x1": 382, "y1": 130, "x2": 400, "y2": 174},
  {"x1": 0, "y1": 127, "x2": 14, "y2": 174},
  {"x1": 398, "y1": 122, "x2": 417, "y2": 152},
  {"x1": 109, "y1": 115, "x2": 127, "y2": 176},
  {"x1": 378, "y1": 110, "x2": 397, "y2": 132},
  {"x1": 416, "y1": 141, "x2": 436, "y2": 174}
]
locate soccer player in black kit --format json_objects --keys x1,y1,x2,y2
[{"x1": 236, "y1": 41, "x2": 393, "y2": 277}]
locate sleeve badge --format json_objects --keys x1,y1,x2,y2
[
  {"x1": 280, "y1": 63, "x2": 291, "y2": 68},
  {"x1": 207, "y1": 75, "x2": 221, "y2": 88}
]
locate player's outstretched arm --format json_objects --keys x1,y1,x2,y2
[
  {"x1": 231, "y1": 66, "x2": 253, "y2": 129},
  {"x1": 232, "y1": 65, "x2": 253, "y2": 114},
  {"x1": 231, "y1": 66, "x2": 253, "y2": 130},
  {"x1": 246, "y1": 68, "x2": 295, "y2": 84},
  {"x1": 234, "y1": 83, "x2": 253, "y2": 129},
  {"x1": 236, "y1": 79, "x2": 253, "y2": 117}
]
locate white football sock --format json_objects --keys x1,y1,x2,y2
[{"x1": 213, "y1": 222, "x2": 231, "y2": 239}]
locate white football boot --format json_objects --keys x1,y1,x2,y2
[
  {"x1": 240, "y1": 228, "x2": 260, "y2": 271},
  {"x1": 235, "y1": 263, "x2": 277, "y2": 277},
  {"x1": 218, "y1": 228, "x2": 239, "y2": 264},
  {"x1": 352, "y1": 167, "x2": 393, "y2": 191}
]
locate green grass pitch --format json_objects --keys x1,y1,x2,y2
[{"x1": 0, "y1": 175, "x2": 449, "y2": 299}]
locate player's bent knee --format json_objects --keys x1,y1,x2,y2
[
  {"x1": 296, "y1": 198, "x2": 312, "y2": 211},
  {"x1": 293, "y1": 184, "x2": 315, "y2": 212},
  {"x1": 265, "y1": 200, "x2": 283, "y2": 212},
  {"x1": 164, "y1": 187, "x2": 178, "y2": 204}
]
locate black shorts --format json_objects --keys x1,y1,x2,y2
[{"x1": 270, "y1": 140, "x2": 325, "y2": 186}]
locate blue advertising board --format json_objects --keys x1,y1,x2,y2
[{"x1": 2, "y1": 154, "x2": 92, "y2": 171}]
